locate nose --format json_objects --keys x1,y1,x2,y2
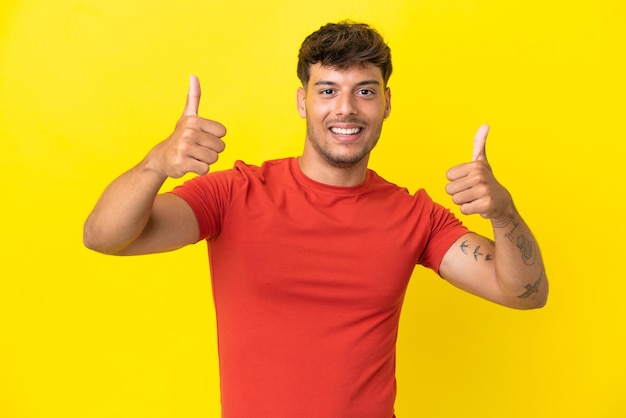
[{"x1": 334, "y1": 93, "x2": 358, "y2": 116}]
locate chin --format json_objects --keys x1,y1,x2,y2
[{"x1": 322, "y1": 151, "x2": 369, "y2": 168}]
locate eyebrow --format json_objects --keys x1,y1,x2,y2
[{"x1": 313, "y1": 79, "x2": 381, "y2": 87}]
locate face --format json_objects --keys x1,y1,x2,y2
[{"x1": 297, "y1": 63, "x2": 391, "y2": 169}]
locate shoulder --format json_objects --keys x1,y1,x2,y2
[
  {"x1": 367, "y1": 170, "x2": 465, "y2": 231},
  {"x1": 176, "y1": 158, "x2": 292, "y2": 187},
  {"x1": 235, "y1": 157, "x2": 293, "y2": 177},
  {"x1": 367, "y1": 169, "x2": 437, "y2": 206}
]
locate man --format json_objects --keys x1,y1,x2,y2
[{"x1": 84, "y1": 21, "x2": 547, "y2": 418}]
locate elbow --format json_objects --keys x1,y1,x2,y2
[
  {"x1": 536, "y1": 293, "x2": 549, "y2": 309},
  {"x1": 83, "y1": 221, "x2": 121, "y2": 255},
  {"x1": 83, "y1": 235, "x2": 102, "y2": 254},
  {"x1": 519, "y1": 296, "x2": 548, "y2": 310},
  {"x1": 83, "y1": 230, "x2": 110, "y2": 255},
  {"x1": 529, "y1": 275, "x2": 550, "y2": 309},
  {"x1": 534, "y1": 291, "x2": 549, "y2": 309},
  {"x1": 83, "y1": 218, "x2": 100, "y2": 252},
  {"x1": 83, "y1": 221, "x2": 97, "y2": 251},
  {"x1": 503, "y1": 270, "x2": 549, "y2": 310},
  {"x1": 512, "y1": 288, "x2": 549, "y2": 311},
  {"x1": 505, "y1": 298, "x2": 547, "y2": 311}
]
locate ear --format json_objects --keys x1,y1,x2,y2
[
  {"x1": 384, "y1": 87, "x2": 391, "y2": 120},
  {"x1": 297, "y1": 87, "x2": 307, "y2": 118}
]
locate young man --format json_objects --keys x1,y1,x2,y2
[{"x1": 84, "y1": 21, "x2": 547, "y2": 418}]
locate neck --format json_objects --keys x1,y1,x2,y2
[{"x1": 297, "y1": 149, "x2": 369, "y2": 187}]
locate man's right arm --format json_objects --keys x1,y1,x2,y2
[{"x1": 83, "y1": 75, "x2": 226, "y2": 255}]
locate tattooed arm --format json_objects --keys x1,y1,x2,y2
[
  {"x1": 439, "y1": 219, "x2": 547, "y2": 309},
  {"x1": 438, "y1": 125, "x2": 548, "y2": 309}
]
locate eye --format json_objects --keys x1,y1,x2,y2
[
  {"x1": 320, "y1": 88, "x2": 335, "y2": 95},
  {"x1": 357, "y1": 89, "x2": 375, "y2": 96}
]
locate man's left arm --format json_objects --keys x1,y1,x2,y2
[{"x1": 439, "y1": 125, "x2": 548, "y2": 310}]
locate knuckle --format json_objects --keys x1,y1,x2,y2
[
  {"x1": 182, "y1": 115, "x2": 198, "y2": 127},
  {"x1": 206, "y1": 150, "x2": 219, "y2": 164},
  {"x1": 472, "y1": 173, "x2": 487, "y2": 186},
  {"x1": 176, "y1": 116, "x2": 194, "y2": 130},
  {"x1": 180, "y1": 127, "x2": 197, "y2": 142},
  {"x1": 211, "y1": 122, "x2": 227, "y2": 138},
  {"x1": 196, "y1": 162, "x2": 210, "y2": 175},
  {"x1": 176, "y1": 140, "x2": 192, "y2": 156},
  {"x1": 170, "y1": 153, "x2": 186, "y2": 169},
  {"x1": 215, "y1": 138, "x2": 226, "y2": 153}
]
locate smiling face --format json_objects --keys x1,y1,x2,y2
[{"x1": 297, "y1": 63, "x2": 391, "y2": 173}]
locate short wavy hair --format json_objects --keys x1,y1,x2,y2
[{"x1": 297, "y1": 21, "x2": 393, "y2": 88}]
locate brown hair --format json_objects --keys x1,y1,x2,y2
[{"x1": 297, "y1": 21, "x2": 393, "y2": 88}]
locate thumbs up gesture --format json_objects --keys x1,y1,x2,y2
[
  {"x1": 145, "y1": 75, "x2": 227, "y2": 179},
  {"x1": 445, "y1": 125, "x2": 514, "y2": 221}
]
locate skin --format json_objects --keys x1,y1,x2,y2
[
  {"x1": 440, "y1": 125, "x2": 548, "y2": 309},
  {"x1": 83, "y1": 75, "x2": 221, "y2": 255},
  {"x1": 296, "y1": 63, "x2": 390, "y2": 186},
  {"x1": 84, "y1": 66, "x2": 548, "y2": 310}
]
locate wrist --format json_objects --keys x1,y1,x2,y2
[
  {"x1": 490, "y1": 202, "x2": 518, "y2": 229},
  {"x1": 137, "y1": 155, "x2": 169, "y2": 185}
]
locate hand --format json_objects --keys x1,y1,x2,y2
[
  {"x1": 445, "y1": 124, "x2": 513, "y2": 221},
  {"x1": 145, "y1": 75, "x2": 227, "y2": 178}
]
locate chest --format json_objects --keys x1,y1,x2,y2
[{"x1": 210, "y1": 187, "x2": 429, "y2": 311}]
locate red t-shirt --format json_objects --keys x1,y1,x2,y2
[{"x1": 171, "y1": 158, "x2": 468, "y2": 418}]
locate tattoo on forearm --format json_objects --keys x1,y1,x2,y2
[
  {"x1": 517, "y1": 271, "x2": 544, "y2": 299},
  {"x1": 493, "y1": 215, "x2": 521, "y2": 243},
  {"x1": 459, "y1": 240, "x2": 493, "y2": 262},
  {"x1": 516, "y1": 235, "x2": 537, "y2": 265},
  {"x1": 493, "y1": 214, "x2": 537, "y2": 265},
  {"x1": 504, "y1": 221, "x2": 519, "y2": 242}
]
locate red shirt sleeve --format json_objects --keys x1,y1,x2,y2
[
  {"x1": 416, "y1": 189, "x2": 469, "y2": 274},
  {"x1": 168, "y1": 169, "x2": 241, "y2": 242}
]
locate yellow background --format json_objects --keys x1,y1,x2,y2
[{"x1": 1, "y1": 0, "x2": 624, "y2": 417}]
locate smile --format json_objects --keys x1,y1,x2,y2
[{"x1": 330, "y1": 127, "x2": 362, "y2": 135}]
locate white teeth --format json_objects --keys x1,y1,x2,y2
[{"x1": 331, "y1": 127, "x2": 361, "y2": 135}]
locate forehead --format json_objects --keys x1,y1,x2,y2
[{"x1": 308, "y1": 62, "x2": 384, "y2": 87}]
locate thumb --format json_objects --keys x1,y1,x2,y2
[
  {"x1": 182, "y1": 74, "x2": 201, "y2": 117},
  {"x1": 472, "y1": 124, "x2": 490, "y2": 162}
]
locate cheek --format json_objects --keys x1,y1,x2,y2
[{"x1": 306, "y1": 105, "x2": 330, "y2": 125}]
